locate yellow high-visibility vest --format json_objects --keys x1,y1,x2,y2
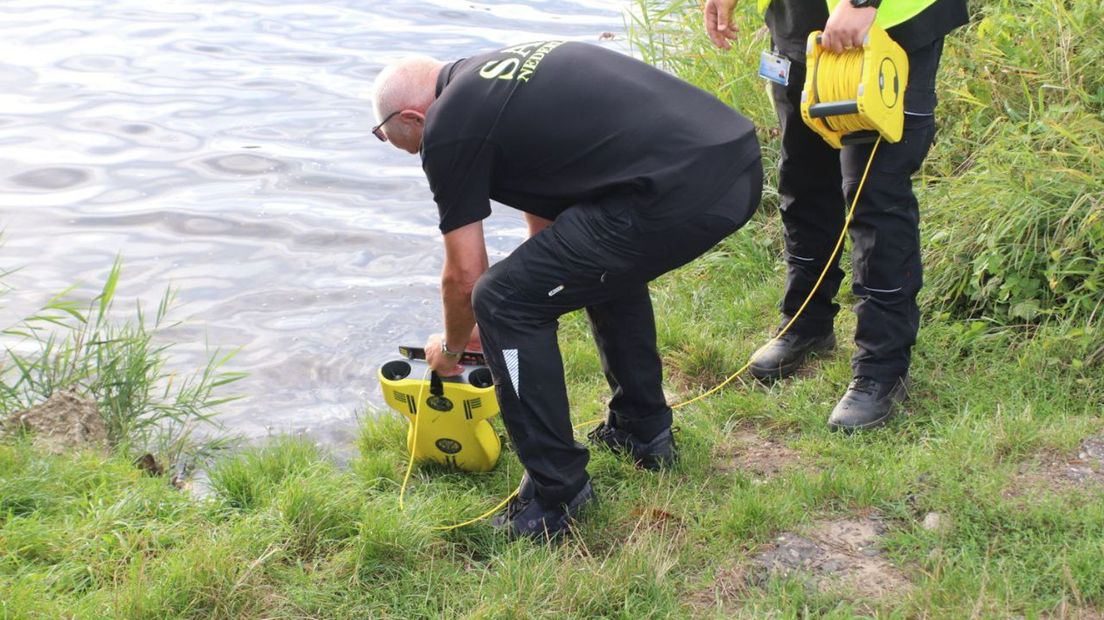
[{"x1": 757, "y1": 0, "x2": 938, "y2": 31}]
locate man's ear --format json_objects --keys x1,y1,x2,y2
[{"x1": 400, "y1": 110, "x2": 426, "y2": 126}]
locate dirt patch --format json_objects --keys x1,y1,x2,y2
[
  {"x1": 4, "y1": 389, "x2": 107, "y2": 453},
  {"x1": 1005, "y1": 435, "x2": 1104, "y2": 499},
  {"x1": 749, "y1": 515, "x2": 912, "y2": 600},
  {"x1": 713, "y1": 430, "x2": 806, "y2": 481}
]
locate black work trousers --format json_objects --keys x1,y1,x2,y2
[
  {"x1": 769, "y1": 37, "x2": 944, "y2": 382},
  {"x1": 472, "y1": 161, "x2": 763, "y2": 504}
]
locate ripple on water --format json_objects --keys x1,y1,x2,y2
[
  {"x1": 104, "y1": 8, "x2": 199, "y2": 23},
  {"x1": 24, "y1": 29, "x2": 88, "y2": 45},
  {"x1": 57, "y1": 54, "x2": 143, "y2": 73},
  {"x1": 193, "y1": 153, "x2": 286, "y2": 177},
  {"x1": 0, "y1": 64, "x2": 37, "y2": 88},
  {"x1": 7, "y1": 167, "x2": 93, "y2": 191}
]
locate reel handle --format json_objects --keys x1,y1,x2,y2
[
  {"x1": 398, "y1": 345, "x2": 487, "y2": 366},
  {"x1": 813, "y1": 32, "x2": 870, "y2": 50}
]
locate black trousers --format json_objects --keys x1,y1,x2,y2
[
  {"x1": 769, "y1": 37, "x2": 944, "y2": 382},
  {"x1": 472, "y1": 160, "x2": 763, "y2": 504}
]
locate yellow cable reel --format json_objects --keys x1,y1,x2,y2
[
  {"x1": 379, "y1": 347, "x2": 502, "y2": 473},
  {"x1": 801, "y1": 24, "x2": 909, "y2": 148}
]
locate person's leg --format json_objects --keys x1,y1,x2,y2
[
  {"x1": 772, "y1": 58, "x2": 847, "y2": 336},
  {"x1": 749, "y1": 56, "x2": 847, "y2": 381},
  {"x1": 472, "y1": 258, "x2": 590, "y2": 507},
  {"x1": 585, "y1": 161, "x2": 761, "y2": 467},
  {"x1": 841, "y1": 38, "x2": 942, "y2": 384},
  {"x1": 829, "y1": 38, "x2": 944, "y2": 430},
  {"x1": 586, "y1": 286, "x2": 671, "y2": 442}
]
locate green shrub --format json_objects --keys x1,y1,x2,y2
[
  {"x1": 923, "y1": 0, "x2": 1104, "y2": 325},
  {"x1": 626, "y1": 0, "x2": 1104, "y2": 329}
]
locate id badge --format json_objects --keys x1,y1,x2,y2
[{"x1": 758, "y1": 50, "x2": 791, "y2": 86}]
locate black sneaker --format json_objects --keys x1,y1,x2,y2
[
  {"x1": 491, "y1": 473, "x2": 594, "y2": 540},
  {"x1": 587, "y1": 423, "x2": 677, "y2": 470},
  {"x1": 749, "y1": 330, "x2": 836, "y2": 381},
  {"x1": 827, "y1": 375, "x2": 910, "y2": 432}
]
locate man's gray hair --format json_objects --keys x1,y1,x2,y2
[{"x1": 371, "y1": 55, "x2": 442, "y2": 124}]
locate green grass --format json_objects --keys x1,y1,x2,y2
[
  {"x1": 2, "y1": 0, "x2": 1104, "y2": 617},
  {"x1": 2, "y1": 318, "x2": 1101, "y2": 617},
  {"x1": 2, "y1": 292, "x2": 1101, "y2": 617}
]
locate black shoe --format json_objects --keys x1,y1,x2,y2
[
  {"x1": 587, "y1": 423, "x2": 677, "y2": 471},
  {"x1": 749, "y1": 330, "x2": 836, "y2": 381},
  {"x1": 491, "y1": 473, "x2": 594, "y2": 540},
  {"x1": 828, "y1": 376, "x2": 910, "y2": 432}
]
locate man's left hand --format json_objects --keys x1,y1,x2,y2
[
  {"x1": 425, "y1": 333, "x2": 464, "y2": 376},
  {"x1": 821, "y1": 3, "x2": 876, "y2": 54}
]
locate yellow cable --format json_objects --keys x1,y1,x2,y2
[
  {"x1": 813, "y1": 48, "x2": 871, "y2": 136},
  {"x1": 420, "y1": 396, "x2": 620, "y2": 532},
  {"x1": 427, "y1": 408, "x2": 600, "y2": 531},
  {"x1": 397, "y1": 367, "x2": 431, "y2": 511},
  {"x1": 432, "y1": 492, "x2": 516, "y2": 531},
  {"x1": 582, "y1": 136, "x2": 884, "y2": 420}
]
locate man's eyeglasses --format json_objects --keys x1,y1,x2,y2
[{"x1": 372, "y1": 110, "x2": 401, "y2": 141}]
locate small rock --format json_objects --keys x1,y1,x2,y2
[
  {"x1": 922, "y1": 511, "x2": 951, "y2": 534},
  {"x1": 1063, "y1": 465, "x2": 1095, "y2": 482},
  {"x1": 1080, "y1": 436, "x2": 1104, "y2": 464}
]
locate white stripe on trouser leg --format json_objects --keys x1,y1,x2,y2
[{"x1": 503, "y1": 348, "x2": 520, "y2": 400}]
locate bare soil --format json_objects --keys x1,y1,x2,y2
[
  {"x1": 4, "y1": 389, "x2": 107, "y2": 453},
  {"x1": 749, "y1": 514, "x2": 913, "y2": 600},
  {"x1": 1005, "y1": 435, "x2": 1104, "y2": 499},
  {"x1": 713, "y1": 430, "x2": 807, "y2": 481}
]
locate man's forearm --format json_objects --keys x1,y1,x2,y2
[
  {"x1": 437, "y1": 219, "x2": 488, "y2": 357},
  {"x1": 441, "y1": 276, "x2": 478, "y2": 352}
]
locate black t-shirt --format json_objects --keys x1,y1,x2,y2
[{"x1": 422, "y1": 41, "x2": 759, "y2": 234}]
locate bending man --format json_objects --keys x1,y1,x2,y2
[{"x1": 372, "y1": 41, "x2": 762, "y2": 539}]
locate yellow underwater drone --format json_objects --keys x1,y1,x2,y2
[
  {"x1": 800, "y1": 24, "x2": 909, "y2": 148},
  {"x1": 378, "y1": 346, "x2": 502, "y2": 473}
]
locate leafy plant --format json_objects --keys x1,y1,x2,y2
[{"x1": 0, "y1": 256, "x2": 244, "y2": 463}]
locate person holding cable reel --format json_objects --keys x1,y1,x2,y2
[{"x1": 705, "y1": 0, "x2": 967, "y2": 430}]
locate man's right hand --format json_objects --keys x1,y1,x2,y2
[{"x1": 704, "y1": 0, "x2": 740, "y2": 50}]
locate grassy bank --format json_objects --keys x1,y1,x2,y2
[
  {"x1": 3, "y1": 315, "x2": 1102, "y2": 617},
  {"x1": 3, "y1": 0, "x2": 1103, "y2": 617}
]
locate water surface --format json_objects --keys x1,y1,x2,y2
[{"x1": 0, "y1": 0, "x2": 630, "y2": 447}]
